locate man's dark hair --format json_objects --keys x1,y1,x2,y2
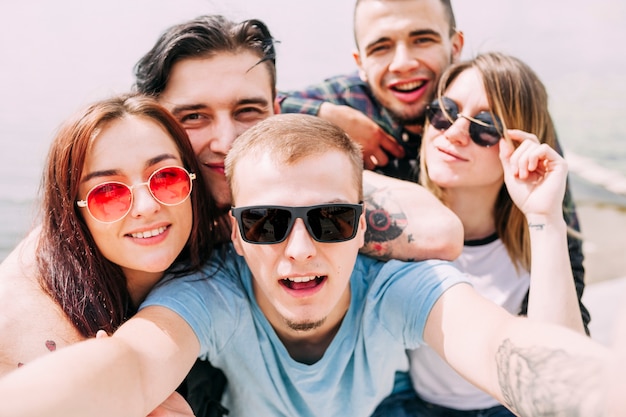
[
  {"x1": 134, "y1": 14, "x2": 277, "y2": 99},
  {"x1": 353, "y1": 0, "x2": 457, "y2": 44}
]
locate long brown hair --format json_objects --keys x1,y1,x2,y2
[
  {"x1": 421, "y1": 52, "x2": 557, "y2": 271},
  {"x1": 36, "y1": 94, "x2": 216, "y2": 337}
]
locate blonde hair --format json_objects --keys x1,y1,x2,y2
[
  {"x1": 225, "y1": 114, "x2": 364, "y2": 204},
  {"x1": 421, "y1": 52, "x2": 557, "y2": 272}
]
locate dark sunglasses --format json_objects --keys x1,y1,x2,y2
[
  {"x1": 77, "y1": 166, "x2": 195, "y2": 223},
  {"x1": 426, "y1": 97, "x2": 503, "y2": 147},
  {"x1": 231, "y1": 203, "x2": 363, "y2": 244}
]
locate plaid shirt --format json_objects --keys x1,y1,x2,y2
[
  {"x1": 279, "y1": 72, "x2": 422, "y2": 182},
  {"x1": 279, "y1": 71, "x2": 590, "y2": 332}
]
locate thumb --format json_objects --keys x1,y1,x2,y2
[
  {"x1": 95, "y1": 329, "x2": 110, "y2": 339},
  {"x1": 498, "y1": 138, "x2": 513, "y2": 163},
  {"x1": 498, "y1": 138, "x2": 516, "y2": 178}
]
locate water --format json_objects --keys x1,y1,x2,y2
[{"x1": 1, "y1": 0, "x2": 625, "y2": 260}]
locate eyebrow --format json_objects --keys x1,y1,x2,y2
[
  {"x1": 169, "y1": 103, "x2": 206, "y2": 117},
  {"x1": 169, "y1": 96, "x2": 272, "y2": 117},
  {"x1": 81, "y1": 153, "x2": 179, "y2": 183},
  {"x1": 365, "y1": 28, "x2": 443, "y2": 52}
]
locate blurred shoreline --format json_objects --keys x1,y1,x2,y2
[{"x1": 570, "y1": 173, "x2": 626, "y2": 285}]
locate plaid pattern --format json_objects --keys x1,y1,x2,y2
[{"x1": 279, "y1": 72, "x2": 421, "y2": 182}]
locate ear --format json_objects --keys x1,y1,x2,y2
[
  {"x1": 450, "y1": 30, "x2": 465, "y2": 63},
  {"x1": 273, "y1": 97, "x2": 281, "y2": 114},
  {"x1": 356, "y1": 203, "x2": 367, "y2": 249},
  {"x1": 230, "y1": 212, "x2": 245, "y2": 256},
  {"x1": 352, "y1": 49, "x2": 368, "y2": 82}
]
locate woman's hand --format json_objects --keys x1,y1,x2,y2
[{"x1": 499, "y1": 129, "x2": 568, "y2": 219}]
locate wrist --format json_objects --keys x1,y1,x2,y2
[{"x1": 526, "y1": 213, "x2": 566, "y2": 231}]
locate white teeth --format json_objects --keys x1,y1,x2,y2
[
  {"x1": 394, "y1": 81, "x2": 424, "y2": 92},
  {"x1": 287, "y1": 276, "x2": 317, "y2": 283},
  {"x1": 130, "y1": 226, "x2": 167, "y2": 239}
]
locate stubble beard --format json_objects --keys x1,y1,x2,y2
[{"x1": 285, "y1": 316, "x2": 327, "y2": 332}]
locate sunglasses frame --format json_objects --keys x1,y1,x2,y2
[
  {"x1": 426, "y1": 97, "x2": 504, "y2": 147},
  {"x1": 76, "y1": 165, "x2": 196, "y2": 224},
  {"x1": 231, "y1": 203, "x2": 364, "y2": 245}
]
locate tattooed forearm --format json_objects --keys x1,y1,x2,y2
[
  {"x1": 496, "y1": 339, "x2": 605, "y2": 417},
  {"x1": 360, "y1": 185, "x2": 412, "y2": 259}
]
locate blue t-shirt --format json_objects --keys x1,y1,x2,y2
[{"x1": 142, "y1": 244, "x2": 466, "y2": 417}]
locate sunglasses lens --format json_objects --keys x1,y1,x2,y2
[
  {"x1": 149, "y1": 166, "x2": 193, "y2": 205},
  {"x1": 307, "y1": 205, "x2": 358, "y2": 242},
  {"x1": 427, "y1": 99, "x2": 455, "y2": 131},
  {"x1": 234, "y1": 204, "x2": 362, "y2": 244},
  {"x1": 469, "y1": 113, "x2": 502, "y2": 147},
  {"x1": 239, "y1": 208, "x2": 292, "y2": 243},
  {"x1": 87, "y1": 183, "x2": 132, "y2": 222}
]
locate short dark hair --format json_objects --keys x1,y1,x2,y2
[
  {"x1": 353, "y1": 0, "x2": 457, "y2": 44},
  {"x1": 134, "y1": 15, "x2": 278, "y2": 99}
]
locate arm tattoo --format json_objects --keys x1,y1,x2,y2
[
  {"x1": 16, "y1": 340, "x2": 58, "y2": 368},
  {"x1": 496, "y1": 339, "x2": 604, "y2": 416},
  {"x1": 362, "y1": 188, "x2": 408, "y2": 242}
]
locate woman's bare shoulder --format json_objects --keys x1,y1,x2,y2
[{"x1": 0, "y1": 228, "x2": 83, "y2": 376}]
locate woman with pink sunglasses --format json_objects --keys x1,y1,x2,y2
[{"x1": 0, "y1": 94, "x2": 215, "y2": 415}]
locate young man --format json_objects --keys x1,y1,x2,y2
[
  {"x1": 0, "y1": 114, "x2": 610, "y2": 417},
  {"x1": 131, "y1": 14, "x2": 463, "y2": 416},
  {"x1": 279, "y1": 0, "x2": 590, "y2": 331},
  {"x1": 134, "y1": 14, "x2": 462, "y2": 260}
]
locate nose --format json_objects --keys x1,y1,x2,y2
[
  {"x1": 129, "y1": 183, "x2": 161, "y2": 218},
  {"x1": 283, "y1": 218, "x2": 317, "y2": 261},
  {"x1": 388, "y1": 43, "x2": 418, "y2": 73},
  {"x1": 207, "y1": 115, "x2": 238, "y2": 155},
  {"x1": 443, "y1": 118, "x2": 471, "y2": 147}
]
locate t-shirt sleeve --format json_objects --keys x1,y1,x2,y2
[
  {"x1": 370, "y1": 259, "x2": 469, "y2": 348},
  {"x1": 140, "y1": 246, "x2": 247, "y2": 359}
]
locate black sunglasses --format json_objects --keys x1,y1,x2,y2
[
  {"x1": 231, "y1": 203, "x2": 363, "y2": 244},
  {"x1": 426, "y1": 97, "x2": 503, "y2": 147}
]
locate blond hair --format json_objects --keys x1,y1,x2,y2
[
  {"x1": 421, "y1": 52, "x2": 558, "y2": 272},
  {"x1": 225, "y1": 114, "x2": 364, "y2": 205}
]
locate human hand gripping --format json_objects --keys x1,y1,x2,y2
[
  {"x1": 498, "y1": 129, "x2": 568, "y2": 221},
  {"x1": 95, "y1": 331, "x2": 196, "y2": 417},
  {"x1": 318, "y1": 102, "x2": 404, "y2": 169}
]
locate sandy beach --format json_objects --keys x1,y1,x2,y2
[{"x1": 571, "y1": 175, "x2": 626, "y2": 345}]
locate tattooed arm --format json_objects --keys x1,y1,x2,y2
[
  {"x1": 423, "y1": 283, "x2": 611, "y2": 417},
  {"x1": 360, "y1": 170, "x2": 463, "y2": 261}
]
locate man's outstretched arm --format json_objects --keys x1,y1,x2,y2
[
  {"x1": 0, "y1": 306, "x2": 200, "y2": 417},
  {"x1": 425, "y1": 284, "x2": 611, "y2": 417}
]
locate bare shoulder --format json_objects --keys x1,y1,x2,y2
[{"x1": 0, "y1": 232, "x2": 83, "y2": 376}]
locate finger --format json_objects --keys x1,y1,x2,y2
[
  {"x1": 372, "y1": 148, "x2": 390, "y2": 167},
  {"x1": 507, "y1": 129, "x2": 540, "y2": 145},
  {"x1": 363, "y1": 152, "x2": 379, "y2": 170},
  {"x1": 509, "y1": 140, "x2": 536, "y2": 178},
  {"x1": 380, "y1": 133, "x2": 405, "y2": 158},
  {"x1": 95, "y1": 329, "x2": 110, "y2": 339},
  {"x1": 499, "y1": 138, "x2": 518, "y2": 177}
]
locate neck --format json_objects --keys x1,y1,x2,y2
[
  {"x1": 259, "y1": 285, "x2": 351, "y2": 364},
  {"x1": 443, "y1": 187, "x2": 499, "y2": 241},
  {"x1": 126, "y1": 270, "x2": 165, "y2": 308}
]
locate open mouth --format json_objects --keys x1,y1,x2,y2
[
  {"x1": 390, "y1": 80, "x2": 426, "y2": 93},
  {"x1": 281, "y1": 276, "x2": 326, "y2": 290}
]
